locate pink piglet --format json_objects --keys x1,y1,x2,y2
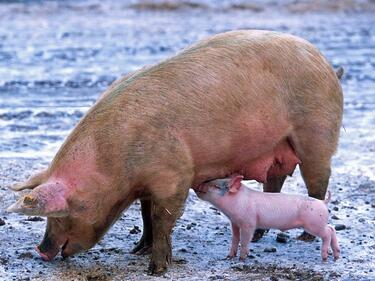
[{"x1": 195, "y1": 175, "x2": 340, "y2": 261}]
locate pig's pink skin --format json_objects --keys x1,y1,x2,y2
[
  {"x1": 36, "y1": 246, "x2": 56, "y2": 262},
  {"x1": 197, "y1": 176, "x2": 340, "y2": 261}
]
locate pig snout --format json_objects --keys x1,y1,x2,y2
[{"x1": 36, "y1": 236, "x2": 64, "y2": 261}]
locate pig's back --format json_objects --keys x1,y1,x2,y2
[
  {"x1": 51, "y1": 30, "x2": 341, "y2": 182},
  {"x1": 250, "y1": 189, "x2": 321, "y2": 230}
]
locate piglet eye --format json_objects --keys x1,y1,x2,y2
[{"x1": 213, "y1": 184, "x2": 220, "y2": 189}]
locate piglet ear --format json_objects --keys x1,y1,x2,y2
[
  {"x1": 228, "y1": 175, "x2": 244, "y2": 193},
  {"x1": 7, "y1": 182, "x2": 69, "y2": 217}
]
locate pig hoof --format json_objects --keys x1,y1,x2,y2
[
  {"x1": 239, "y1": 255, "x2": 247, "y2": 261},
  {"x1": 297, "y1": 231, "x2": 315, "y2": 242},
  {"x1": 226, "y1": 254, "x2": 236, "y2": 260},
  {"x1": 252, "y1": 229, "x2": 268, "y2": 242},
  {"x1": 131, "y1": 238, "x2": 152, "y2": 255},
  {"x1": 148, "y1": 261, "x2": 168, "y2": 275},
  {"x1": 131, "y1": 244, "x2": 152, "y2": 255}
]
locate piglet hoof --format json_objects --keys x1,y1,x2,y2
[
  {"x1": 226, "y1": 254, "x2": 236, "y2": 260},
  {"x1": 334, "y1": 251, "x2": 340, "y2": 261},
  {"x1": 239, "y1": 255, "x2": 247, "y2": 261},
  {"x1": 239, "y1": 252, "x2": 249, "y2": 261},
  {"x1": 297, "y1": 231, "x2": 315, "y2": 242},
  {"x1": 252, "y1": 229, "x2": 268, "y2": 242}
]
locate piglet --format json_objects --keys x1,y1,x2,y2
[{"x1": 195, "y1": 175, "x2": 340, "y2": 261}]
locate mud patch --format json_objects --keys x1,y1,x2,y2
[{"x1": 232, "y1": 264, "x2": 338, "y2": 280}]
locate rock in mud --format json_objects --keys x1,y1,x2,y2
[
  {"x1": 25, "y1": 216, "x2": 44, "y2": 222},
  {"x1": 335, "y1": 224, "x2": 346, "y2": 231},
  {"x1": 276, "y1": 232, "x2": 289, "y2": 243},
  {"x1": 264, "y1": 247, "x2": 277, "y2": 253}
]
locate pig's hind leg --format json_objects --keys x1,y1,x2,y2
[
  {"x1": 318, "y1": 226, "x2": 333, "y2": 261},
  {"x1": 227, "y1": 223, "x2": 240, "y2": 259},
  {"x1": 328, "y1": 225, "x2": 340, "y2": 260},
  {"x1": 306, "y1": 225, "x2": 332, "y2": 261},
  {"x1": 131, "y1": 199, "x2": 153, "y2": 255}
]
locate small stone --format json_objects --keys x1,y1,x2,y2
[
  {"x1": 26, "y1": 216, "x2": 44, "y2": 222},
  {"x1": 276, "y1": 232, "x2": 289, "y2": 243},
  {"x1": 0, "y1": 218, "x2": 5, "y2": 226},
  {"x1": 333, "y1": 206, "x2": 339, "y2": 211},
  {"x1": 335, "y1": 224, "x2": 346, "y2": 231},
  {"x1": 264, "y1": 247, "x2": 277, "y2": 253},
  {"x1": 17, "y1": 252, "x2": 34, "y2": 259},
  {"x1": 358, "y1": 218, "x2": 365, "y2": 223},
  {"x1": 129, "y1": 225, "x2": 141, "y2": 234},
  {"x1": 331, "y1": 214, "x2": 340, "y2": 220}
]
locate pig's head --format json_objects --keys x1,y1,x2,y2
[
  {"x1": 195, "y1": 175, "x2": 243, "y2": 204},
  {"x1": 8, "y1": 180, "x2": 131, "y2": 261}
]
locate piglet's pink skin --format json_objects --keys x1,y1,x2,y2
[{"x1": 196, "y1": 175, "x2": 340, "y2": 261}]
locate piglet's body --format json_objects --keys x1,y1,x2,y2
[{"x1": 196, "y1": 176, "x2": 340, "y2": 261}]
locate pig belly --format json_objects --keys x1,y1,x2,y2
[
  {"x1": 257, "y1": 213, "x2": 302, "y2": 231},
  {"x1": 242, "y1": 139, "x2": 301, "y2": 183}
]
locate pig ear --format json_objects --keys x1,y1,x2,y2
[
  {"x1": 10, "y1": 169, "x2": 48, "y2": 191},
  {"x1": 7, "y1": 182, "x2": 69, "y2": 217},
  {"x1": 228, "y1": 175, "x2": 244, "y2": 193}
]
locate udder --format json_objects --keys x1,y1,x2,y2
[{"x1": 241, "y1": 139, "x2": 301, "y2": 183}]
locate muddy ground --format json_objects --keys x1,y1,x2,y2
[{"x1": 0, "y1": 0, "x2": 374, "y2": 280}]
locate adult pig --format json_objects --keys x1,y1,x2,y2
[
  {"x1": 195, "y1": 175, "x2": 340, "y2": 261},
  {"x1": 7, "y1": 30, "x2": 343, "y2": 274}
]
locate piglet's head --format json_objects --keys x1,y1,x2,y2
[{"x1": 195, "y1": 175, "x2": 243, "y2": 202}]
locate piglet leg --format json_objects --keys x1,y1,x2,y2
[
  {"x1": 227, "y1": 223, "x2": 240, "y2": 259},
  {"x1": 319, "y1": 227, "x2": 332, "y2": 261},
  {"x1": 239, "y1": 225, "x2": 255, "y2": 260},
  {"x1": 328, "y1": 225, "x2": 340, "y2": 260}
]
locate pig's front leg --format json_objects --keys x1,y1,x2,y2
[
  {"x1": 149, "y1": 182, "x2": 190, "y2": 274},
  {"x1": 239, "y1": 225, "x2": 255, "y2": 260},
  {"x1": 227, "y1": 223, "x2": 240, "y2": 259},
  {"x1": 131, "y1": 199, "x2": 153, "y2": 255}
]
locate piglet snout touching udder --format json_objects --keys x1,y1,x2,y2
[{"x1": 195, "y1": 175, "x2": 340, "y2": 261}]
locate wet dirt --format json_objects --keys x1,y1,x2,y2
[{"x1": 0, "y1": 1, "x2": 374, "y2": 280}]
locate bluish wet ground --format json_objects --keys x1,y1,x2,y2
[
  {"x1": 0, "y1": 0, "x2": 374, "y2": 172},
  {"x1": 0, "y1": 2, "x2": 374, "y2": 280}
]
